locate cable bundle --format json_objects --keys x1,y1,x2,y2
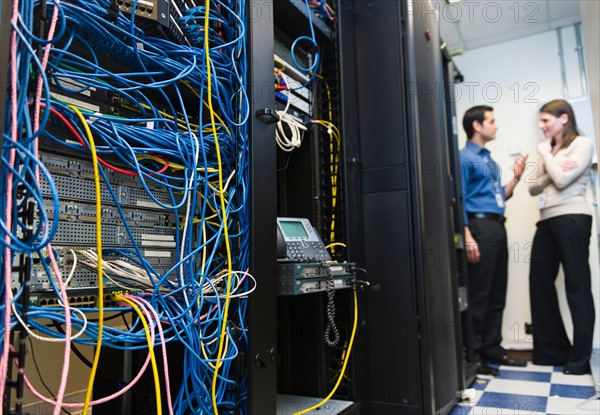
[
  {"x1": 275, "y1": 71, "x2": 308, "y2": 152},
  {"x1": 308, "y1": 0, "x2": 335, "y2": 21},
  {"x1": 1, "y1": 1, "x2": 250, "y2": 414}
]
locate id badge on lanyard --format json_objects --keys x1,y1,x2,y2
[{"x1": 495, "y1": 192, "x2": 505, "y2": 208}]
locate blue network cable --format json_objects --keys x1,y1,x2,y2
[{"x1": 2, "y1": 1, "x2": 251, "y2": 414}]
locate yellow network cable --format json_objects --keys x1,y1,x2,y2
[
  {"x1": 315, "y1": 74, "x2": 333, "y2": 121},
  {"x1": 325, "y1": 242, "x2": 346, "y2": 251},
  {"x1": 313, "y1": 75, "x2": 342, "y2": 255},
  {"x1": 70, "y1": 106, "x2": 104, "y2": 415},
  {"x1": 204, "y1": 2, "x2": 234, "y2": 414},
  {"x1": 312, "y1": 119, "x2": 341, "y2": 255},
  {"x1": 180, "y1": 80, "x2": 233, "y2": 139},
  {"x1": 326, "y1": 3, "x2": 335, "y2": 17},
  {"x1": 274, "y1": 56, "x2": 285, "y2": 70},
  {"x1": 115, "y1": 294, "x2": 162, "y2": 415},
  {"x1": 199, "y1": 326, "x2": 230, "y2": 370},
  {"x1": 292, "y1": 288, "x2": 358, "y2": 415}
]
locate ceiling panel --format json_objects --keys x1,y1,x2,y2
[{"x1": 433, "y1": 0, "x2": 581, "y2": 54}]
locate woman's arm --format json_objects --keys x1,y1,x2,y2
[
  {"x1": 539, "y1": 136, "x2": 593, "y2": 189},
  {"x1": 528, "y1": 172, "x2": 552, "y2": 195},
  {"x1": 527, "y1": 156, "x2": 551, "y2": 195}
]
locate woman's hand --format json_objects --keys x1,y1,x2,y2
[{"x1": 559, "y1": 159, "x2": 577, "y2": 171}]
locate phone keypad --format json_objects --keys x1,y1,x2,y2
[{"x1": 287, "y1": 241, "x2": 330, "y2": 261}]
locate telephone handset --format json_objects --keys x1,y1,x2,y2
[{"x1": 276, "y1": 217, "x2": 331, "y2": 262}]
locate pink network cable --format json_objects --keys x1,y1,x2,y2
[
  {"x1": 30, "y1": 2, "x2": 72, "y2": 414},
  {"x1": 17, "y1": 310, "x2": 155, "y2": 409},
  {"x1": 0, "y1": 2, "x2": 69, "y2": 414},
  {"x1": 18, "y1": 295, "x2": 160, "y2": 410},
  {"x1": 0, "y1": 0, "x2": 24, "y2": 408},
  {"x1": 124, "y1": 294, "x2": 174, "y2": 415}
]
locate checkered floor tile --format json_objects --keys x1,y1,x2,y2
[{"x1": 449, "y1": 362, "x2": 599, "y2": 415}]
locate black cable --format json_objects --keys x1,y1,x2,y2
[
  {"x1": 355, "y1": 267, "x2": 368, "y2": 278},
  {"x1": 51, "y1": 321, "x2": 94, "y2": 370},
  {"x1": 277, "y1": 151, "x2": 294, "y2": 172},
  {"x1": 42, "y1": 310, "x2": 126, "y2": 326},
  {"x1": 121, "y1": 311, "x2": 131, "y2": 331},
  {"x1": 323, "y1": 266, "x2": 340, "y2": 347},
  {"x1": 87, "y1": 311, "x2": 127, "y2": 323},
  {"x1": 49, "y1": 321, "x2": 146, "y2": 403},
  {"x1": 28, "y1": 337, "x2": 73, "y2": 415}
]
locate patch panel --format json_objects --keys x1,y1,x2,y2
[
  {"x1": 50, "y1": 76, "x2": 176, "y2": 121},
  {"x1": 13, "y1": 246, "x2": 176, "y2": 291},
  {"x1": 50, "y1": 77, "x2": 109, "y2": 111},
  {"x1": 112, "y1": 0, "x2": 203, "y2": 47},
  {"x1": 30, "y1": 289, "x2": 130, "y2": 308},
  {"x1": 38, "y1": 174, "x2": 180, "y2": 208},
  {"x1": 33, "y1": 220, "x2": 176, "y2": 247},
  {"x1": 41, "y1": 199, "x2": 175, "y2": 227},
  {"x1": 28, "y1": 149, "x2": 180, "y2": 293},
  {"x1": 113, "y1": 0, "x2": 168, "y2": 27},
  {"x1": 274, "y1": 53, "x2": 313, "y2": 116},
  {"x1": 39, "y1": 152, "x2": 174, "y2": 192}
]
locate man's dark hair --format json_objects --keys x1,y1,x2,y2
[{"x1": 462, "y1": 105, "x2": 493, "y2": 139}]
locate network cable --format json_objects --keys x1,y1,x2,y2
[{"x1": 1, "y1": 1, "x2": 251, "y2": 414}]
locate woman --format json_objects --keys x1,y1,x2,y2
[{"x1": 528, "y1": 99, "x2": 595, "y2": 375}]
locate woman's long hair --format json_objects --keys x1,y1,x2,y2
[{"x1": 540, "y1": 99, "x2": 582, "y2": 149}]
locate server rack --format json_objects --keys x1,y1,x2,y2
[
  {"x1": 247, "y1": 1, "x2": 278, "y2": 413},
  {"x1": 440, "y1": 44, "x2": 478, "y2": 387},
  {"x1": 0, "y1": 1, "x2": 470, "y2": 414},
  {"x1": 2, "y1": 1, "x2": 255, "y2": 414},
  {"x1": 339, "y1": 0, "x2": 465, "y2": 413},
  {"x1": 269, "y1": 1, "x2": 361, "y2": 413}
]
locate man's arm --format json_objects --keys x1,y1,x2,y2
[
  {"x1": 464, "y1": 225, "x2": 480, "y2": 264},
  {"x1": 504, "y1": 154, "x2": 528, "y2": 200}
]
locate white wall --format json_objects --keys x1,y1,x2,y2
[
  {"x1": 579, "y1": 0, "x2": 600, "y2": 351},
  {"x1": 453, "y1": 29, "x2": 600, "y2": 349},
  {"x1": 580, "y1": 1, "x2": 600, "y2": 154}
]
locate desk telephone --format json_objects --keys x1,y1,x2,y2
[{"x1": 276, "y1": 217, "x2": 331, "y2": 262}]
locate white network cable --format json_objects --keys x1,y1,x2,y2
[{"x1": 276, "y1": 71, "x2": 308, "y2": 152}]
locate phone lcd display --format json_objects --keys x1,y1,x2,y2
[{"x1": 280, "y1": 221, "x2": 308, "y2": 238}]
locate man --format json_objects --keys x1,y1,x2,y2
[{"x1": 460, "y1": 105, "x2": 528, "y2": 375}]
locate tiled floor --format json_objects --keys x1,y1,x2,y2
[{"x1": 449, "y1": 363, "x2": 599, "y2": 415}]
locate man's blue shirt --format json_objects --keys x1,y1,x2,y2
[{"x1": 460, "y1": 141, "x2": 505, "y2": 223}]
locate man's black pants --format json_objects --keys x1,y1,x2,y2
[{"x1": 467, "y1": 217, "x2": 508, "y2": 361}]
